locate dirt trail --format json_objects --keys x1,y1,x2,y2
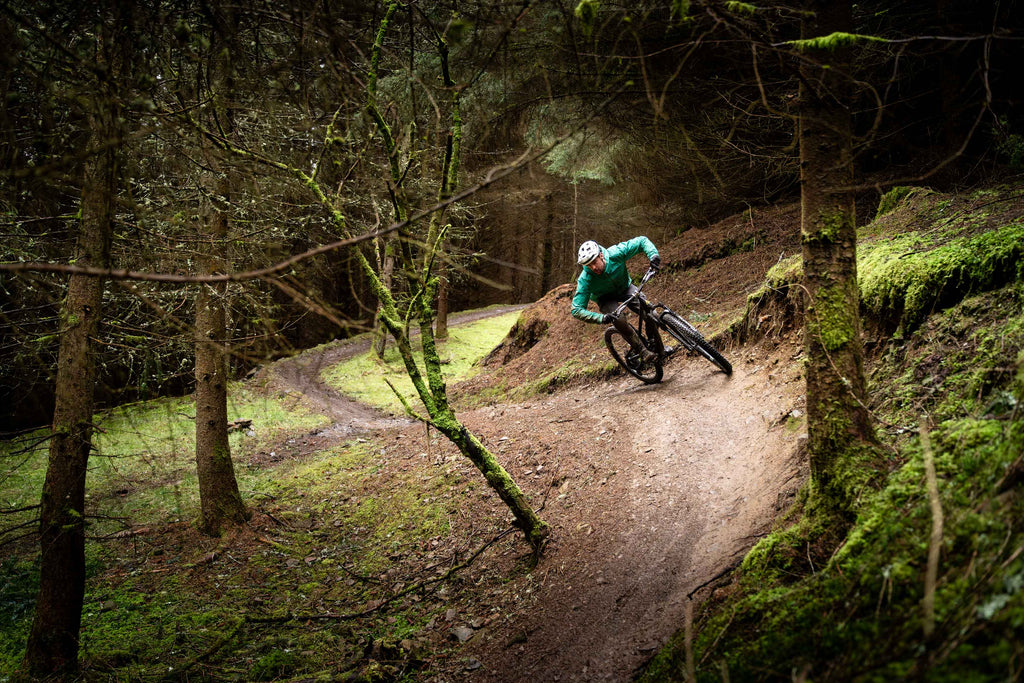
[
  {"x1": 267, "y1": 305, "x2": 527, "y2": 435},
  {"x1": 271, "y1": 313, "x2": 806, "y2": 681},
  {"x1": 461, "y1": 344, "x2": 806, "y2": 681}
]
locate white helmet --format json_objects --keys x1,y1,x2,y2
[{"x1": 577, "y1": 240, "x2": 602, "y2": 266}]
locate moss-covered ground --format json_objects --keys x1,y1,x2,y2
[
  {"x1": 641, "y1": 184, "x2": 1024, "y2": 682},
  {"x1": 0, "y1": 310, "x2": 524, "y2": 681}
]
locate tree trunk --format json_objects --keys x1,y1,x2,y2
[
  {"x1": 373, "y1": 237, "x2": 395, "y2": 358},
  {"x1": 372, "y1": 292, "x2": 550, "y2": 554},
  {"x1": 799, "y1": 0, "x2": 877, "y2": 516},
  {"x1": 434, "y1": 412, "x2": 549, "y2": 550},
  {"x1": 435, "y1": 252, "x2": 449, "y2": 339},
  {"x1": 194, "y1": 9, "x2": 249, "y2": 536},
  {"x1": 194, "y1": 205, "x2": 248, "y2": 535},
  {"x1": 340, "y1": 1, "x2": 548, "y2": 553},
  {"x1": 24, "y1": 91, "x2": 118, "y2": 680}
]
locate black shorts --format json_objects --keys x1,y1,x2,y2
[{"x1": 596, "y1": 284, "x2": 639, "y2": 316}]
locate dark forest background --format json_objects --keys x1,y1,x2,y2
[{"x1": 2, "y1": 0, "x2": 1021, "y2": 427}]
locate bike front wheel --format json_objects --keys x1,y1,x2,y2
[
  {"x1": 659, "y1": 312, "x2": 732, "y2": 375},
  {"x1": 605, "y1": 326, "x2": 663, "y2": 384}
]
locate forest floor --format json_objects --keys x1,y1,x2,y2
[
  {"x1": 7, "y1": 188, "x2": 1021, "y2": 681},
  {"x1": 263, "y1": 204, "x2": 809, "y2": 681}
]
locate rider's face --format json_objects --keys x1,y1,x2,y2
[{"x1": 588, "y1": 253, "x2": 606, "y2": 274}]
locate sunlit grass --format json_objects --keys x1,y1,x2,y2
[
  {"x1": 0, "y1": 383, "x2": 330, "y2": 533},
  {"x1": 321, "y1": 310, "x2": 520, "y2": 413}
]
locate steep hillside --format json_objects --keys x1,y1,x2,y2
[
  {"x1": 451, "y1": 182, "x2": 1024, "y2": 682},
  {"x1": 635, "y1": 183, "x2": 1024, "y2": 681},
  {"x1": 3, "y1": 184, "x2": 1019, "y2": 683}
]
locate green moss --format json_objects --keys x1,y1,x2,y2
[
  {"x1": 0, "y1": 384, "x2": 329, "y2": 539},
  {"x1": 724, "y1": 1, "x2": 755, "y2": 16},
  {"x1": 646, "y1": 410, "x2": 1024, "y2": 682},
  {"x1": 804, "y1": 207, "x2": 853, "y2": 246},
  {"x1": 250, "y1": 649, "x2": 299, "y2": 680},
  {"x1": 807, "y1": 278, "x2": 859, "y2": 351},
  {"x1": 646, "y1": 255, "x2": 1024, "y2": 680},
  {"x1": 859, "y1": 219, "x2": 1024, "y2": 334},
  {"x1": 871, "y1": 285, "x2": 1024, "y2": 426},
  {"x1": 875, "y1": 186, "x2": 923, "y2": 219},
  {"x1": 746, "y1": 254, "x2": 802, "y2": 304},
  {"x1": 786, "y1": 31, "x2": 888, "y2": 52},
  {"x1": 0, "y1": 558, "x2": 36, "y2": 672}
]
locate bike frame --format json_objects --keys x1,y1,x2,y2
[
  {"x1": 606, "y1": 268, "x2": 733, "y2": 378},
  {"x1": 611, "y1": 269, "x2": 694, "y2": 354}
]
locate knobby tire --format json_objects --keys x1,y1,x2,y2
[
  {"x1": 604, "y1": 326, "x2": 663, "y2": 384},
  {"x1": 659, "y1": 312, "x2": 732, "y2": 375}
]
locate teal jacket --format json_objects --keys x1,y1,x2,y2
[{"x1": 571, "y1": 236, "x2": 659, "y2": 323}]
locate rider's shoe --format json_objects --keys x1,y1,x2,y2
[
  {"x1": 663, "y1": 345, "x2": 675, "y2": 356},
  {"x1": 639, "y1": 347, "x2": 658, "y2": 364}
]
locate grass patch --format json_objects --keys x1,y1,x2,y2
[
  {"x1": 322, "y1": 311, "x2": 520, "y2": 413},
  {"x1": 1, "y1": 383, "x2": 330, "y2": 537},
  {"x1": 1, "y1": 424, "x2": 487, "y2": 679}
]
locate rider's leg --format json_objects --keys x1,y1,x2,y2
[
  {"x1": 634, "y1": 304, "x2": 675, "y2": 355},
  {"x1": 636, "y1": 305, "x2": 666, "y2": 355},
  {"x1": 599, "y1": 289, "x2": 657, "y2": 362}
]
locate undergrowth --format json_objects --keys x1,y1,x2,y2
[
  {"x1": 0, "y1": 384, "x2": 329, "y2": 541},
  {"x1": 641, "y1": 186, "x2": 1024, "y2": 682},
  {"x1": 0, "y1": 308, "x2": 525, "y2": 680}
]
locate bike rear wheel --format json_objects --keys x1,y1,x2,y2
[
  {"x1": 605, "y1": 326, "x2": 663, "y2": 384},
  {"x1": 659, "y1": 312, "x2": 732, "y2": 375}
]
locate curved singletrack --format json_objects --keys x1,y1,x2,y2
[
  {"x1": 271, "y1": 310, "x2": 806, "y2": 681},
  {"x1": 462, "y1": 345, "x2": 806, "y2": 681}
]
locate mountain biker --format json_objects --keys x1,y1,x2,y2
[{"x1": 571, "y1": 237, "x2": 667, "y2": 363}]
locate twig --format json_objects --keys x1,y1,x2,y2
[
  {"x1": 0, "y1": 504, "x2": 40, "y2": 515},
  {"x1": 921, "y1": 414, "x2": 943, "y2": 639},
  {"x1": 699, "y1": 605, "x2": 737, "y2": 667},
  {"x1": 1000, "y1": 545, "x2": 1024, "y2": 570},
  {"x1": 161, "y1": 616, "x2": 246, "y2": 682},
  {"x1": 0, "y1": 529, "x2": 39, "y2": 549},
  {"x1": 339, "y1": 562, "x2": 384, "y2": 586}
]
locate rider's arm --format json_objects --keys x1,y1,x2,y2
[
  {"x1": 570, "y1": 282, "x2": 605, "y2": 323},
  {"x1": 609, "y1": 235, "x2": 659, "y2": 264}
]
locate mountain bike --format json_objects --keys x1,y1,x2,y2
[{"x1": 604, "y1": 269, "x2": 732, "y2": 384}]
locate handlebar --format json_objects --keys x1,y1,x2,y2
[{"x1": 611, "y1": 268, "x2": 657, "y2": 318}]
